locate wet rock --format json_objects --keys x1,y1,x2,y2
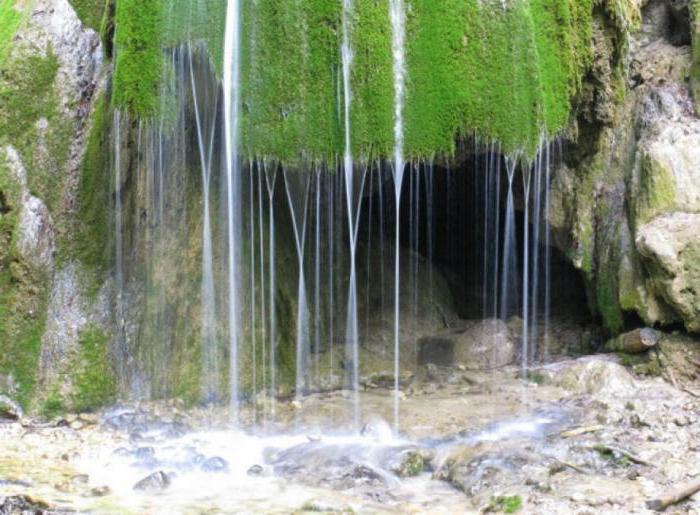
[
  {"x1": 438, "y1": 443, "x2": 540, "y2": 499},
  {"x1": 133, "y1": 471, "x2": 171, "y2": 492},
  {"x1": 200, "y1": 456, "x2": 229, "y2": 473},
  {"x1": 90, "y1": 486, "x2": 110, "y2": 497},
  {"x1": 388, "y1": 449, "x2": 431, "y2": 478},
  {"x1": 455, "y1": 319, "x2": 516, "y2": 370},
  {"x1": 0, "y1": 396, "x2": 22, "y2": 421},
  {"x1": 247, "y1": 464, "x2": 264, "y2": 476},
  {"x1": 539, "y1": 356, "x2": 636, "y2": 396},
  {"x1": 134, "y1": 447, "x2": 155, "y2": 460},
  {"x1": 0, "y1": 495, "x2": 52, "y2": 514},
  {"x1": 269, "y1": 442, "x2": 392, "y2": 492}
]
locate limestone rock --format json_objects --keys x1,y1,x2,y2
[
  {"x1": 3, "y1": 146, "x2": 55, "y2": 272},
  {"x1": 636, "y1": 212, "x2": 700, "y2": 332},
  {"x1": 539, "y1": 356, "x2": 636, "y2": 396},
  {"x1": 455, "y1": 319, "x2": 516, "y2": 370}
]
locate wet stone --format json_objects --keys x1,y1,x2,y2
[
  {"x1": 90, "y1": 486, "x2": 110, "y2": 497},
  {"x1": 133, "y1": 471, "x2": 171, "y2": 492},
  {"x1": 0, "y1": 495, "x2": 52, "y2": 514},
  {"x1": 247, "y1": 464, "x2": 264, "y2": 476},
  {"x1": 201, "y1": 457, "x2": 229, "y2": 473}
]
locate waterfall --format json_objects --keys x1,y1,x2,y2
[
  {"x1": 313, "y1": 169, "x2": 322, "y2": 386},
  {"x1": 256, "y1": 164, "x2": 268, "y2": 423},
  {"x1": 223, "y1": 0, "x2": 242, "y2": 422},
  {"x1": 389, "y1": 0, "x2": 406, "y2": 434},
  {"x1": 500, "y1": 157, "x2": 518, "y2": 321},
  {"x1": 521, "y1": 163, "x2": 532, "y2": 376},
  {"x1": 249, "y1": 163, "x2": 257, "y2": 412},
  {"x1": 188, "y1": 48, "x2": 219, "y2": 403},
  {"x1": 284, "y1": 169, "x2": 312, "y2": 402},
  {"x1": 341, "y1": 0, "x2": 361, "y2": 427},
  {"x1": 113, "y1": 110, "x2": 125, "y2": 389},
  {"x1": 264, "y1": 165, "x2": 278, "y2": 417}
]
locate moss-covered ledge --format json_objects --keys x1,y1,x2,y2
[{"x1": 109, "y1": 0, "x2": 633, "y2": 163}]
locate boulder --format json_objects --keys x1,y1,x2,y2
[
  {"x1": 133, "y1": 471, "x2": 171, "y2": 492},
  {"x1": 636, "y1": 212, "x2": 700, "y2": 332},
  {"x1": 455, "y1": 319, "x2": 516, "y2": 370},
  {"x1": 539, "y1": 356, "x2": 636, "y2": 396},
  {"x1": 0, "y1": 395, "x2": 23, "y2": 421}
]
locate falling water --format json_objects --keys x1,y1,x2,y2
[
  {"x1": 264, "y1": 166, "x2": 278, "y2": 416},
  {"x1": 249, "y1": 163, "x2": 257, "y2": 409},
  {"x1": 544, "y1": 143, "x2": 554, "y2": 362},
  {"x1": 284, "y1": 169, "x2": 312, "y2": 402},
  {"x1": 313, "y1": 169, "x2": 322, "y2": 385},
  {"x1": 113, "y1": 110, "x2": 125, "y2": 386},
  {"x1": 341, "y1": 0, "x2": 361, "y2": 427},
  {"x1": 223, "y1": 0, "x2": 242, "y2": 422},
  {"x1": 188, "y1": 49, "x2": 219, "y2": 403},
  {"x1": 500, "y1": 157, "x2": 518, "y2": 321},
  {"x1": 521, "y1": 163, "x2": 532, "y2": 376},
  {"x1": 529, "y1": 144, "x2": 544, "y2": 365},
  {"x1": 256, "y1": 164, "x2": 268, "y2": 420},
  {"x1": 389, "y1": 0, "x2": 406, "y2": 434}
]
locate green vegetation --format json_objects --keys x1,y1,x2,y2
[
  {"x1": 71, "y1": 93, "x2": 112, "y2": 294},
  {"x1": 71, "y1": 325, "x2": 117, "y2": 412},
  {"x1": 68, "y1": 0, "x2": 107, "y2": 32},
  {"x1": 0, "y1": 0, "x2": 22, "y2": 66},
  {"x1": 41, "y1": 390, "x2": 65, "y2": 418},
  {"x1": 112, "y1": 0, "x2": 602, "y2": 161},
  {"x1": 487, "y1": 495, "x2": 523, "y2": 513},
  {"x1": 0, "y1": 36, "x2": 62, "y2": 407},
  {"x1": 112, "y1": 0, "x2": 164, "y2": 117}
]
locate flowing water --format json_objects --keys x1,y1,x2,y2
[
  {"x1": 101, "y1": 4, "x2": 569, "y2": 510},
  {"x1": 223, "y1": 0, "x2": 243, "y2": 423},
  {"x1": 389, "y1": 0, "x2": 407, "y2": 434}
]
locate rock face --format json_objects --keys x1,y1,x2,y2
[
  {"x1": 637, "y1": 213, "x2": 700, "y2": 332},
  {"x1": 550, "y1": 0, "x2": 700, "y2": 334},
  {"x1": 0, "y1": 0, "x2": 109, "y2": 410},
  {"x1": 3, "y1": 146, "x2": 55, "y2": 272}
]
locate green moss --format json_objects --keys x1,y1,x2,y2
[
  {"x1": 71, "y1": 325, "x2": 117, "y2": 412},
  {"x1": 68, "y1": 93, "x2": 112, "y2": 294},
  {"x1": 634, "y1": 152, "x2": 678, "y2": 227},
  {"x1": 41, "y1": 390, "x2": 65, "y2": 418},
  {"x1": 0, "y1": 0, "x2": 23, "y2": 66},
  {"x1": 113, "y1": 0, "x2": 600, "y2": 161},
  {"x1": 404, "y1": 0, "x2": 594, "y2": 158},
  {"x1": 112, "y1": 0, "x2": 164, "y2": 117},
  {"x1": 488, "y1": 495, "x2": 522, "y2": 513},
  {"x1": 68, "y1": 0, "x2": 107, "y2": 32}
]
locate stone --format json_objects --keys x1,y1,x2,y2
[
  {"x1": 200, "y1": 457, "x2": 229, "y2": 473},
  {"x1": 133, "y1": 471, "x2": 171, "y2": 492},
  {"x1": 455, "y1": 319, "x2": 516, "y2": 370},
  {"x1": 388, "y1": 449, "x2": 430, "y2": 478},
  {"x1": 247, "y1": 464, "x2": 264, "y2": 476},
  {"x1": 539, "y1": 356, "x2": 636, "y2": 396},
  {"x1": 0, "y1": 396, "x2": 23, "y2": 421},
  {"x1": 636, "y1": 212, "x2": 700, "y2": 332},
  {"x1": 90, "y1": 486, "x2": 110, "y2": 497},
  {"x1": 0, "y1": 495, "x2": 52, "y2": 514}
]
